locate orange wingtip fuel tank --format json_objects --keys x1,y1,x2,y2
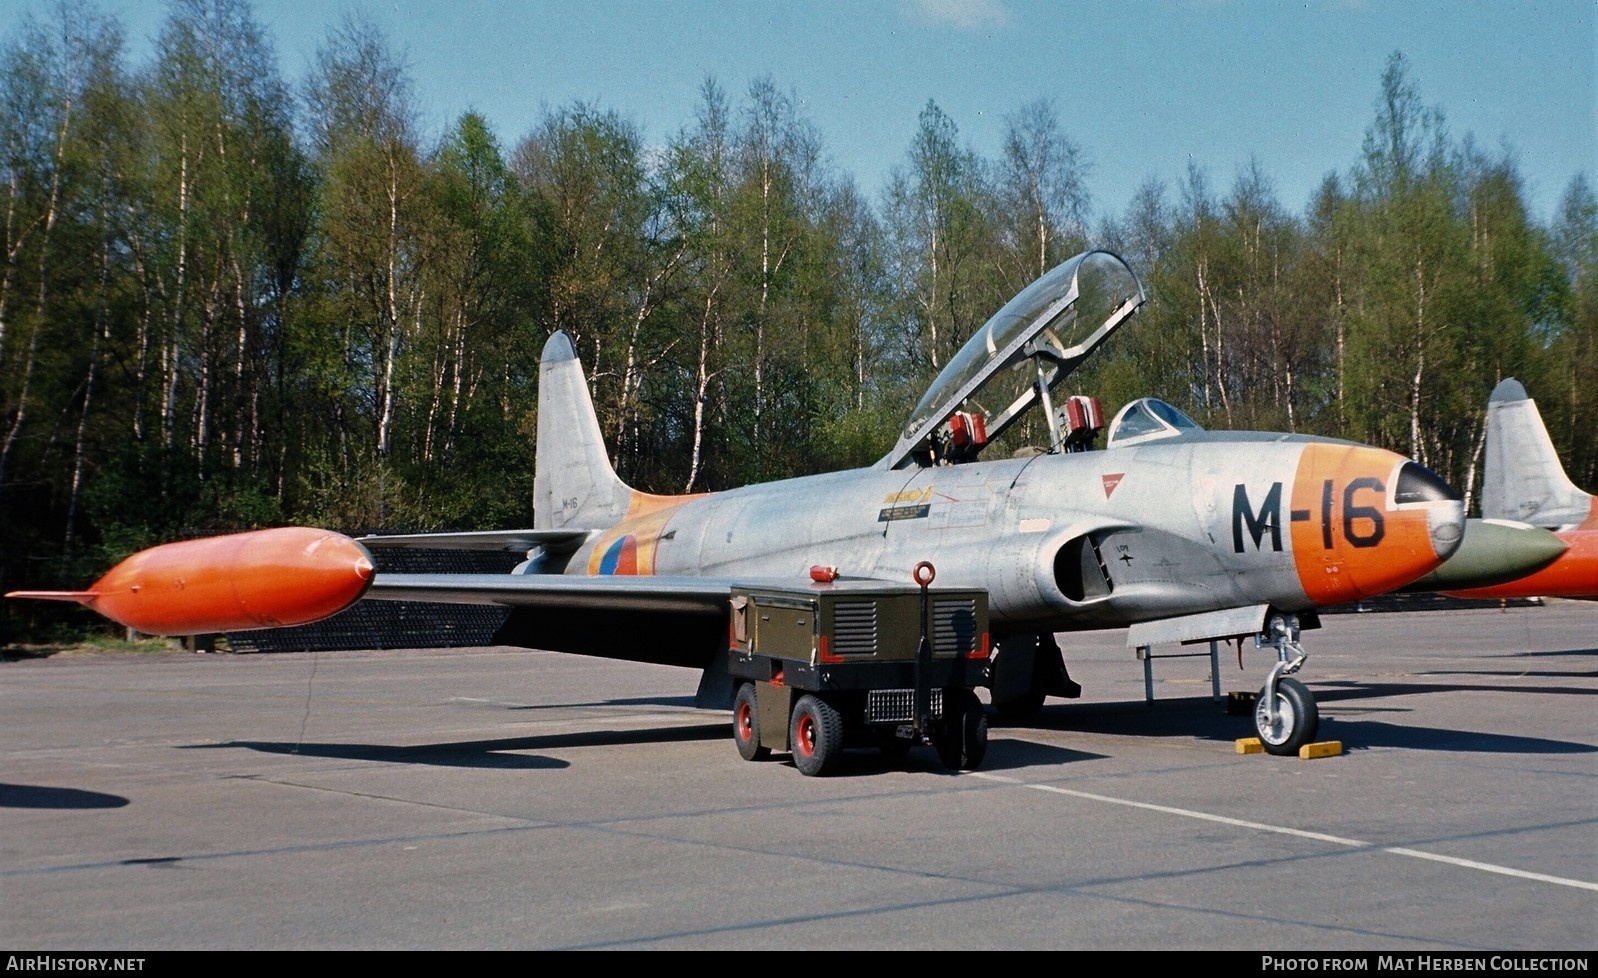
[{"x1": 6, "y1": 527, "x2": 375, "y2": 635}]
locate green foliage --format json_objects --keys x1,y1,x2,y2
[
  {"x1": 0, "y1": 2, "x2": 1591, "y2": 627},
  {"x1": 813, "y1": 404, "x2": 902, "y2": 471},
  {"x1": 83, "y1": 442, "x2": 284, "y2": 554}
]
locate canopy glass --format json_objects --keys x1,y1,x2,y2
[{"x1": 879, "y1": 250, "x2": 1146, "y2": 469}]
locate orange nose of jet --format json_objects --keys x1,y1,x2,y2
[{"x1": 1289, "y1": 444, "x2": 1464, "y2": 605}]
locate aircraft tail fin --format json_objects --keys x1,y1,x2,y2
[
  {"x1": 534, "y1": 331, "x2": 635, "y2": 531},
  {"x1": 1480, "y1": 378, "x2": 1594, "y2": 528}
]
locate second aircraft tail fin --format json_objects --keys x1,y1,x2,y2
[{"x1": 1479, "y1": 378, "x2": 1594, "y2": 529}]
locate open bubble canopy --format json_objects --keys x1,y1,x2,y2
[{"x1": 879, "y1": 250, "x2": 1146, "y2": 470}]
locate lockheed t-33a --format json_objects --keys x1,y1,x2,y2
[{"x1": 15, "y1": 251, "x2": 1559, "y2": 770}]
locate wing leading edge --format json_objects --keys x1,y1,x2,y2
[
  {"x1": 364, "y1": 572, "x2": 741, "y2": 614},
  {"x1": 358, "y1": 529, "x2": 591, "y2": 553}
]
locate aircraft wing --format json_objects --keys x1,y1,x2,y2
[
  {"x1": 361, "y1": 571, "x2": 868, "y2": 706},
  {"x1": 363, "y1": 572, "x2": 742, "y2": 614},
  {"x1": 358, "y1": 529, "x2": 591, "y2": 553}
]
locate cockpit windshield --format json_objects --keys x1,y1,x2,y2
[
  {"x1": 1105, "y1": 397, "x2": 1203, "y2": 447},
  {"x1": 878, "y1": 250, "x2": 1146, "y2": 470}
]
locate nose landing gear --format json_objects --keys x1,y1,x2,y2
[{"x1": 1253, "y1": 614, "x2": 1320, "y2": 755}]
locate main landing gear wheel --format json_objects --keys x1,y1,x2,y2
[
  {"x1": 934, "y1": 688, "x2": 989, "y2": 771},
  {"x1": 789, "y1": 694, "x2": 843, "y2": 777},
  {"x1": 1254, "y1": 676, "x2": 1319, "y2": 756},
  {"x1": 732, "y1": 683, "x2": 769, "y2": 761}
]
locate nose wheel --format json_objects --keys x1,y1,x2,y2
[
  {"x1": 1254, "y1": 673, "x2": 1319, "y2": 755},
  {"x1": 1253, "y1": 614, "x2": 1320, "y2": 755}
]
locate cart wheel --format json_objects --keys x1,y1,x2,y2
[
  {"x1": 732, "y1": 683, "x2": 769, "y2": 761},
  {"x1": 790, "y1": 694, "x2": 843, "y2": 776}
]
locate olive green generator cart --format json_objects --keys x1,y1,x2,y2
[{"x1": 726, "y1": 565, "x2": 990, "y2": 776}]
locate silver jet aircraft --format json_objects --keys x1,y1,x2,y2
[
  {"x1": 356, "y1": 250, "x2": 1472, "y2": 755},
  {"x1": 21, "y1": 251, "x2": 1549, "y2": 757}
]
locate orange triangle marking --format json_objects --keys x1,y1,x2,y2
[{"x1": 1102, "y1": 473, "x2": 1124, "y2": 498}]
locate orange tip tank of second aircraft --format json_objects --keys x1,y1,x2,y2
[
  {"x1": 1441, "y1": 524, "x2": 1598, "y2": 601},
  {"x1": 6, "y1": 527, "x2": 375, "y2": 635}
]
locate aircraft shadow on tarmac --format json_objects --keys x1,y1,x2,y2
[
  {"x1": 1405, "y1": 652, "x2": 1598, "y2": 681},
  {"x1": 184, "y1": 722, "x2": 729, "y2": 769},
  {"x1": 1312, "y1": 719, "x2": 1595, "y2": 754},
  {"x1": 503, "y1": 695, "x2": 701, "y2": 711},
  {"x1": 1315, "y1": 677, "x2": 1598, "y2": 702},
  {"x1": 177, "y1": 718, "x2": 1107, "y2": 778},
  {"x1": 1496, "y1": 646, "x2": 1598, "y2": 660},
  {"x1": 1009, "y1": 687, "x2": 1598, "y2": 757},
  {"x1": 733, "y1": 741, "x2": 1113, "y2": 778},
  {"x1": 0, "y1": 783, "x2": 130, "y2": 809},
  {"x1": 173, "y1": 672, "x2": 1597, "y2": 773}
]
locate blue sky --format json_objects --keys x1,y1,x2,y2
[{"x1": 5, "y1": 0, "x2": 1594, "y2": 227}]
